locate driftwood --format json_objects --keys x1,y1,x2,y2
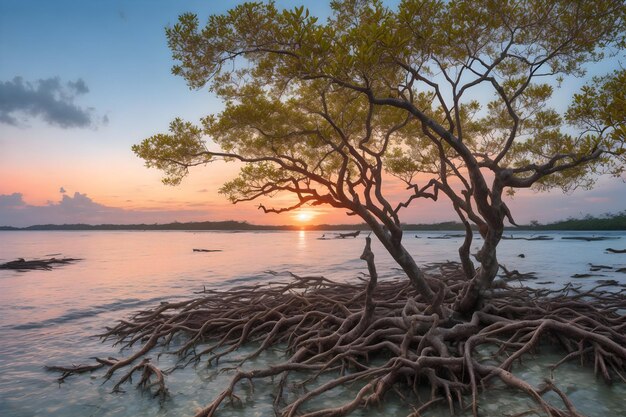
[
  {"x1": 562, "y1": 236, "x2": 620, "y2": 242},
  {"x1": 571, "y1": 263, "x2": 624, "y2": 277},
  {"x1": 427, "y1": 233, "x2": 465, "y2": 239},
  {"x1": 337, "y1": 230, "x2": 361, "y2": 239},
  {"x1": 606, "y1": 248, "x2": 626, "y2": 254},
  {"x1": 571, "y1": 273, "x2": 606, "y2": 278},
  {"x1": 502, "y1": 235, "x2": 554, "y2": 241},
  {"x1": 596, "y1": 279, "x2": 620, "y2": 285},
  {"x1": 0, "y1": 257, "x2": 81, "y2": 271},
  {"x1": 589, "y1": 264, "x2": 613, "y2": 271},
  {"x1": 193, "y1": 249, "x2": 222, "y2": 252},
  {"x1": 318, "y1": 231, "x2": 361, "y2": 240}
]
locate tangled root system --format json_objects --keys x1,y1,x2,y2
[{"x1": 48, "y1": 238, "x2": 626, "y2": 416}]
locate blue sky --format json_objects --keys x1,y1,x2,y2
[{"x1": 0, "y1": 0, "x2": 624, "y2": 227}]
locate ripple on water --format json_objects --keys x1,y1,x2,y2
[{"x1": 0, "y1": 230, "x2": 624, "y2": 416}]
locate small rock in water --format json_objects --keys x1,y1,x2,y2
[{"x1": 518, "y1": 253, "x2": 525, "y2": 258}]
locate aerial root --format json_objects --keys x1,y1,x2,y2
[
  {"x1": 47, "y1": 251, "x2": 626, "y2": 417},
  {"x1": 45, "y1": 357, "x2": 118, "y2": 383},
  {"x1": 112, "y1": 358, "x2": 168, "y2": 400}
]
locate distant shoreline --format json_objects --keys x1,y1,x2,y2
[{"x1": 1, "y1": 214, "x2": 625, "y2": 232}]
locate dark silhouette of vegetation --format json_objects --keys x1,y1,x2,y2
[
  {"x1": 2, "y1": 212, "x2": 625, "y2": 231},
  {"x1": 529, "y1": 211, "x2": 626, "y2": 231}
]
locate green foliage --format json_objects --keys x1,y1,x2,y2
[
  {"x1": 132, "y1": 118, "x2": 208, "y2": 185},
  {"x1": 135, "y1": 0, "x2": 626, "y2": 229},
  {"x1": 567, "y1": 69, "x2": 626, "y2": 173}
]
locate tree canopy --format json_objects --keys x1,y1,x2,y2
[{"x1": 134, "y1": 0, "x2": 625, "y2": 308}]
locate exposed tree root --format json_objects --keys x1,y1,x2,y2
[
  {"x1": 46, "y1": 357, "x2": 118, "y2": 383},
  {"x1": 112, "y1": 358, "x2": 168, "y2": 400},
  {"x1": 48, "y1": 239, "x2": 626, "y2": 416}
]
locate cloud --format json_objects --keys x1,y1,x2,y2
[
  {"x1": 0, "y1": 193, "x2": 26, "y2": 208},
  {"x1": 0, "y1": 192, "x2": 211, "y2": 227},
  {"x1": 0, "y1": 76, "x2": 104, "y2": 128},
  {"x1": 67, "y1": 79, "x2": 89, "y2": 95}
]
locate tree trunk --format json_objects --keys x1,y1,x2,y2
[
  {"x1": 455, "y1": 227, "x2": 502, "y2": 314},
  {"x1": 362, "y1": 217, "x2": 435, "y2": 304},
  {"x1": 458, "y1": 221, "x2": 476, "y2": 280},
  {"x1": 392, "y1": 242, "x2": 435, "y2": 303}
]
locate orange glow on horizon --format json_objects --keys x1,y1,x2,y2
[{"x1": 294, "y1": 210, "x2": 315, "y2": 223}]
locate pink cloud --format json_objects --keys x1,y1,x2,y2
[{"x1": 0, "y1": 192, "x2": 211, "y2": 227}]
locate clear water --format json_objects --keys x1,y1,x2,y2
[{"x1": 0, "y1": 230, "x2": 624, "y2": 416}]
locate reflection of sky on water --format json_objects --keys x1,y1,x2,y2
[{"x1": 0, "y1": 230, "x2": 624, "y2": 416}]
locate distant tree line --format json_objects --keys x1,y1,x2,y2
[
  {"x1": 527, "y1": 211, "x2": 626, "y2": 231},
  {"x1": 1, "y1": 213, "x2": 624, "y2": 231}
]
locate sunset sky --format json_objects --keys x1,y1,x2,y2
[{"x1": 1, "y1": 0, "x2": 624, "y2": 228}]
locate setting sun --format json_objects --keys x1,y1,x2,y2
[{"x1": 295, "y1": 211, "x2": 314, "y2": 223}]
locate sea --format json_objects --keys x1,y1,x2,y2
[{"x1": 0, "y1": 230, "x2": 625, "y2": 417}]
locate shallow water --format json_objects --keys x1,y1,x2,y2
[{"x1": 0, "y1": 230, "x2": 624, "y2": 416}]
